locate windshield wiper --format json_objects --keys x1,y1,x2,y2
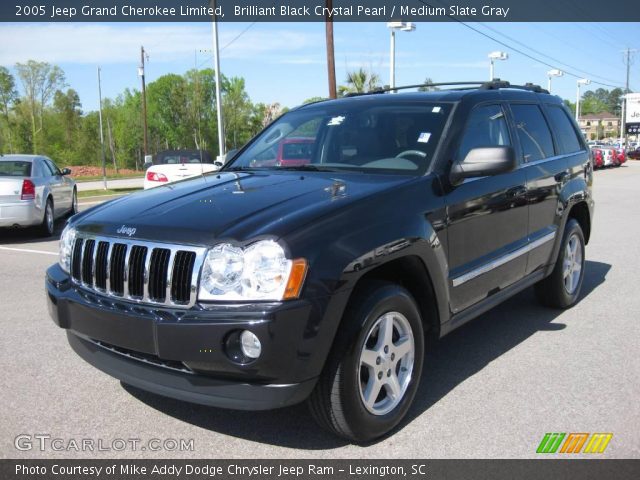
[
  {"x1": 276, "y1": 165, "x2": 337, "y2": 172},
  {"x1": 224, "y1": 165, "x2": 256, "y2": 172}
]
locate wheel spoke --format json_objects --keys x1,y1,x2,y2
[
  {"x1": 385, "y1": 374, "x2": 402, "y2": 400},
  {"x1": 565, "y1": 270, "x2": 574, "y2": 293},
  {"x1": 393, "y1": 336, "x2": 412, "y2": 362},
  {"x1": 378, "y1": 314, "x2": 394, "y2": 348},
  {"x1": 363, "y1": 377, "x2": 383, "y2": 408},
  {"x1": 360, "y1": 348, "x2": 379, "y2": 369}
]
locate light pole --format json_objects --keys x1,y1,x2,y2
[
  {"x1": 387, "y1": 22, "x2": 415, "y2": 92},
  {"x1": 138, "y1": 46, "x2": 149, "y2": 160},
  {"x1": 546, "y1": 69, "x2": 563, "y2": 93},
  {"x1": 97, "y1": 67, "x2": 107, "y2": 190},
  {"x1": 212, "y1": 2, "x2": 225, "y2": 160},
  {"x1": 576, "y1": 78, "x2": 591, "y2": 122},
  {"x1": 488, "y1": 51, "x2": 508, "y2": 81}
]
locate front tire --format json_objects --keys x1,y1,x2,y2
[
  {"x1": 308, "y1": 282, "x2": 424, "y2": 442},
  {"x1": 535, "y1": 218, "x2": 585, "y2": 308}
]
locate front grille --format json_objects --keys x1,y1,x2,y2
[{"x1": 70, "y1": 234, "x2": 206, "y2": 308}]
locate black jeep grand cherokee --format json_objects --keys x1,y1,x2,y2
[{"x1": 46, "y1": 81, "x2": 593, "y2": 442}]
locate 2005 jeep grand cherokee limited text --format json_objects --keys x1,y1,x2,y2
[{"x1": 46, "y1": 80, "x2": 593, "y2": 442}]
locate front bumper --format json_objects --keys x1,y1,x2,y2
[{"x1": 46, "y1": 264, "x2": 322, "y2": 410}]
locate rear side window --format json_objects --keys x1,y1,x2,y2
[
  {"x1": 545, "y1": 105, "x2": 584, "y2": 154},
  {"x1": 510, "y1": 104, "x2": 555, "y2": 162},
  {"x1": 42, "y1": 159, "x2": 58, "y2": 176},
  {"x1": 458, "y1": 104, "x2": 511, "y2": 160},
  {"x1": 0, "y1": 161, "x2": 31, "y2": 177}
]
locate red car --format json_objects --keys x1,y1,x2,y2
[
  {"x1": 250, "y1": 137, "x2": 315, "y2": 168},
  {"x1": 614, "y1": 148, "x2": 626, "y2": 165},
  {"x1": 276, "y1": 137, "x2": 314, "y2": 166}
]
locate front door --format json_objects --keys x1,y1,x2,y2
[{"x1": 445, "y1": 104, "x2": 529, "y2": 313}]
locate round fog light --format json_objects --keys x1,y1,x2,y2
[{"x1": 240, "y1": 330, "x2": 261, "y2": 359}]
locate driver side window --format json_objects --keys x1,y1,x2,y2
[{"x1": 458, "y1": 105, "x2": 511, "y2": 161}]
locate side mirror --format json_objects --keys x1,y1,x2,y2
[
  {"x1": 213, "y1": 161, "x2": 224, "y2": 168},
  {"x1": 60, "y1": 167, "x2": 71, "y2": 176},
  {"x1": 143, "y1": 161, "x2": 152, "y2": 170},
  {"x1": 450, "y1": 146, "x2": 516, "y2": 185}
]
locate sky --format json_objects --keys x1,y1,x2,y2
[{"x1": 0, "y1": 21, "x2": 638, "y2": 112}]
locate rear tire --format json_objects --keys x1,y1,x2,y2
[
  {"x1": 67, "y1": 188, "x2": 78, "y2": 217},
  {"x1": 535, "y1": 218, "x2": 585, "y2": 309},
  {"x1": 40, "y1": 198, "x2": 54, "y2": 237},
  {"x1": 308, "y1": 282, "x2": 424, "y2": 442}
]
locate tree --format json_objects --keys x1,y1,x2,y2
[
  {"x1": 14, "y1": 60, "x2": 66, "y2": 153},
  {"x1": 417, "y1": 77, "x2": 440, "y2": 92},
  {"x1": 302, "y1": 96, "x2": 327, "y2": 104},
  {"x1": 0, "y1": 66, "x2": 18, "y2": 153},
  {"x1": 338, "y1": 68, "x2": 381, "y2": 96},
  {"x1": 222, "y1": 76, "x2": 255, "y2": 149},
  {"x1": 53, "y1": 88, "x2": 81, "y2": 145}
]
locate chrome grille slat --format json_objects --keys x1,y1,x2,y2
[{"x1": 70, "y1": 235, "x2": 205, "y2": 309}]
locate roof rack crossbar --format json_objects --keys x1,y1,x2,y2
[
  {"x1": 344, "y1": 81, "x2": 487, "y2": 97},
  {"x1": 343, "y1": 79, "x2": 550, "y2": 97}
]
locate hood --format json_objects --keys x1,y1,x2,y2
[{"x1": 73, "y1": 171, "x2": 413, "y2": 245}]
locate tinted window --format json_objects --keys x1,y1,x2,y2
[
  {"x1": 545, "y1": 105, "x2": 583, "y2": 154},
  {"x1": 41, "y1": 159, "x2": 55, "y2": 176},
  {"x1": 0, "y1": 160, "x2": 31, "y2": 177},
  {"x1": 511, "y1": 104, "x2": 555, "y2": 162},
  {"x1": 229, "y1": 103, "x2": 453, "y2": 174},
  {"x1": 458, "y1": 105, "x2": 511, "y2": 161},
  {"x1": 155, "y1": 151, "x2": 213, "y2": 165}
]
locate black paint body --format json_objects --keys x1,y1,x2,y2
[{"x1": 46, "y1": 88, "x2": 594, "y2": 410}]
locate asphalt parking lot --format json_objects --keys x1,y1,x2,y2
[{"x1": 1, "y1": 164, "x2": 639, "y2": 459}]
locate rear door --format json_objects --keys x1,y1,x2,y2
[
  {"x1": 510, "y1": 103, "x2": 568, "y2": 275},
  {"x1": 41, "y1": 158, "x2": 67, "y2": 216},
  {"x1": 446, "y1": 103, "x2": 529, "y2": 313}
]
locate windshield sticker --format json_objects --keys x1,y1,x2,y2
[
  {"x1": 417, "y1": 132, "x2": 432, "y2": 143},
  {"x1": 327, "y1": 116, "x2": 346, "y2": 126},
  {"x1": 432, "y1": 106, "x2": 442, "y2": 113}
]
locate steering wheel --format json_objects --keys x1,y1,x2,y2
[{"x1": 396, "y1": 149, "x2": 427, "y2": 159}]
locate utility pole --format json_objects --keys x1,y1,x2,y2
[
  {"x1": 97, "y1": 67, "x2": 107, "y2": 190},
  {"x1": 139, "y1": 46, "x2": 149, "y2": 159},
  {"x1": 621, "y1": 48, "x2": 637, "y2": 147},
  {"x1": 212, "y1": 2, "x2": 225, "y2": 159},
  {"x1": 325, "y1": 0, "x2": 337, "y2": 99}
]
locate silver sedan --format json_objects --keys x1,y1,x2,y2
[{"x1": 0, "y1": 154, "x2": 77, "y2": 236}]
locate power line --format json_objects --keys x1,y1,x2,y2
[
  {"x1": 477, "y1": 23, "x2": 624, "y2": 86},
  {"x1": 419, "y1": 0, "x2": 626, "y2": 90},
  {"x1": 195, "y1": 22, "x2": 257, "y2": 70}
]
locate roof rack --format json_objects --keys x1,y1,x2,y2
[
  {"x1": 480, "y1": 79, "x2": 549, "y2": 93},
  {"x1": 343, "y1": 79, "x2": 550, "y2": 97}
]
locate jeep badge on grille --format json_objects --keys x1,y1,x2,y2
[{"x1": 117, "y1": 225, "x2": 137, "y2": 237}]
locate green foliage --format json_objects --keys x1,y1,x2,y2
[
  {"x1": 338, "y1": 68, "x2": 381, "y2": 96},
  {"x1": 0, "y1": 62, "x2": 271, "y2": 169}
]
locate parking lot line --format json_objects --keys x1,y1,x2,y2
[{"x1": 0, "y1": 246, "x2": 58, "y2": 256}]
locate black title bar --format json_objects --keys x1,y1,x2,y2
[{"x1": 3, "y1": 0, "x2": 640, "y2": 22}]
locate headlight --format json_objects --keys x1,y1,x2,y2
[
  {"x1": 198, "y1": 240, "x2": 307, "y2": 301},
  {"x1": 59, "y1": 224, "x2": 76, "y2": 273}
]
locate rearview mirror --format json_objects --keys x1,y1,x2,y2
[{"x1": 450, "y1": 146, "x2": 516, "y2": 185}]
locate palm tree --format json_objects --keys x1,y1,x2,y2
[{"x1": 338, "y1": 68, "x2": 381, "y2": 96}]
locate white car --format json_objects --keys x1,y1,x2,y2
[
  {"x1": 143, "y1": 150, "x2": 221, "y2": 189},
  {"x1": 0, "y1": 154, "x2": 77, "y2": 236}
]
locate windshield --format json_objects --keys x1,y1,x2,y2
[{"x1": 226, "y1": 101, "x2": 452, "y2": 174}]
